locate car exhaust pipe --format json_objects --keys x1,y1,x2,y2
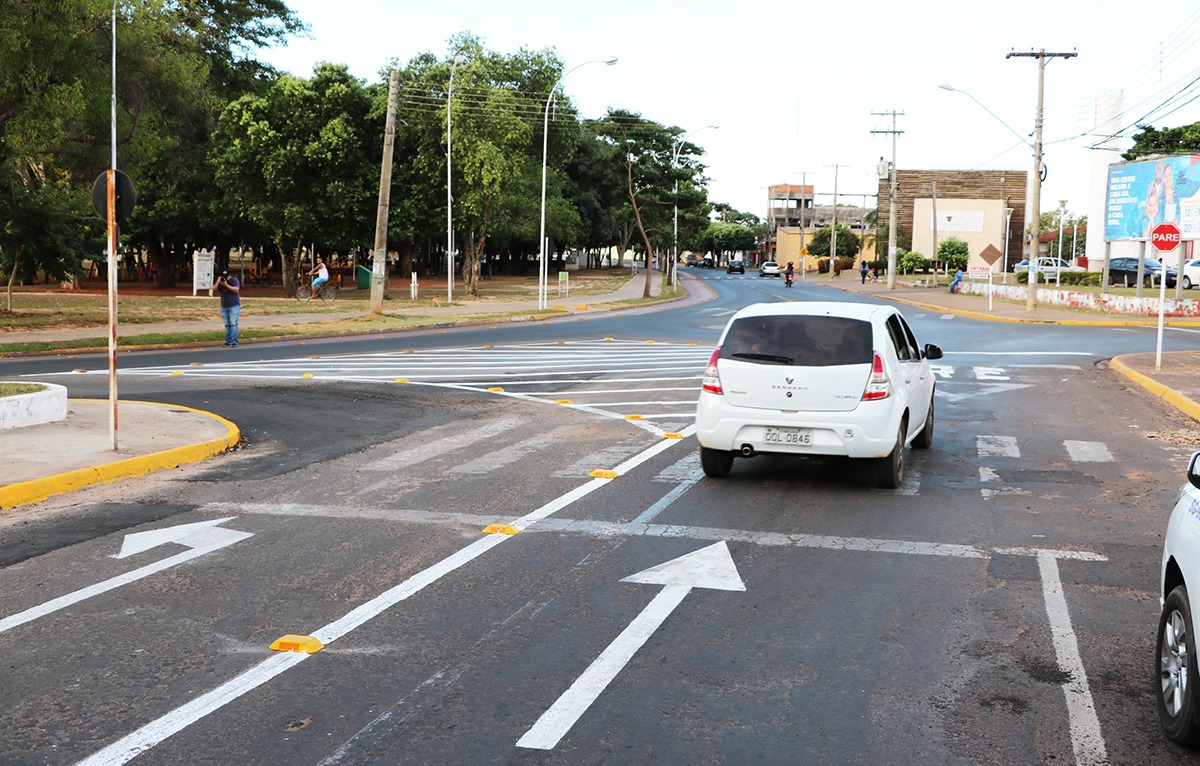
[{"x1": 740, "y1": 444, "x2": 756, "y2": 457}]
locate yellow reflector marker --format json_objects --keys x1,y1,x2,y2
[
  {"x1": 686, "y1": 343, "x2": 697, "y2": 347},
  {"x1": 403, "y1": 349, "x2": 413, "y2": 353},
  {"x1": 483, "y1": 344, "x2": 493, "y2": 349},
  {"x1": 662, "y1": 433, "x2": 684, "y2": 439},
  {"x1": 488, "y1": 387, "x2": 505, "y2": 393},
  {"x1": 171, "y1": 371, "x2": 183, "y2": 376},
  {"x1": 575, "y1": 304, "x2": 588, "y2": 310},
  {"x1": 483, "y1": 524, "x2": 519, "y2": 536},
  {"x1": 73, "y1": 368, "x2": 86, "y2": 373},
  {"x1": 309, "y1": 355, "x2": 320, "y2": 359},
  {"x1": 190, "y1": 362, "x2": 203, "y2": 367},
  {"x1": 604, "y1": 337, "x2": 614, "y2": 341},
  {"x1": 270, "y1": 634, "x2": 324, "y2": 654},
  {"x1": 301, "y1": 373, "x2": 313, "y2": 379},
  {"x1": 645, "y1": 340, "x2": 656, "y2": 344},
  {"x1": 589, "y1": 469, "x2": 618, "y2": 479},
  {"x1": 554, "y1": 399, "x2": 573, "y2": 405},
  {"x1": 625, "y1": 414, "x2": 643, "y2": 420},
  {"x1": 394, "y1": 378, "x2": 409, "y2": 384}
]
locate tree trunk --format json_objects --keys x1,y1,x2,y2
[{"x1": 5, "y1": 245, "x2": 20, "y2": 312}]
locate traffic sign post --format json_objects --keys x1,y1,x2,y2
[{"x1": 1149, "y1": 222, "x2": 1182, "y2": 372}]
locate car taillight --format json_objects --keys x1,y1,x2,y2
[
  {"x1": 861, "y1": 352, "x2": 892, "y2": 401},
  {"x1": 702, "y1": 348, "x2": 723, "y2": 394}
]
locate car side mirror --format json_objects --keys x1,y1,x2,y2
[
  {"x1": 1189, "y1": 451, "x2": 1200, "y2": 491},
  {"x1": 923, "y1": 344, "x2": 943, "y2": 360}
]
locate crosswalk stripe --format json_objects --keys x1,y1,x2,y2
[
  {"x1": 362, "y1": 418, "x2": 523, "y2": 472},
  {"x1": 1063, "y1": 441, "x2": 1114, "y2": 463},
  {"x1": 977, "y1": 435, "x2": 1020, "y2": 458}
]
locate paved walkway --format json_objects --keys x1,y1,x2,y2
[{"x1": 1, "y1": 270, "x2": 1197, "y2": 512}]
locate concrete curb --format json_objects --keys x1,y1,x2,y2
[
  {"x1": 871, "y1": 292, "x2": 1200, "y2": 326},
  {"x1": 1109, "y1": 356, "x2": 1200, "y2": 424},
  {"x1": 0, "y1": 400, "x2": 241, "y2": 510}
]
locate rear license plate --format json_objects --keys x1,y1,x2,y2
[{"x1": 764, "y1": 427, "x2": 812, "y2": 445}]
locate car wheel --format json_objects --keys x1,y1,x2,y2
[
  {"x1": 700, "y1": 447, "x2": 734, "y2": 478},
  {"x1": 1158, "y1": 585, "x2": 1200, "y2": 747},
  {"x1": 1185, "y1": 276, "x2": 1194, "y2": 290},
  {"x1": 1108, "y1": 274, "x2": 1115, "y2": 286},
  {"x1": 1145, "y1": 275, "x2": 1154, "y2": 288},
  {"x1": 913, "y1": 396, "x2": 934, "y2": 450},
  {"x1": 875, "y1": 423, "x2": 906, "y2": 489}
]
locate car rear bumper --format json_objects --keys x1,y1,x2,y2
[{"x1": 695, "y1": 397, "x2": 899, "y2": 458}]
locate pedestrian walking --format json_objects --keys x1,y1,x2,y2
[
  {"x1": 214, "y1": 269, "x2": 241, "y2": 347},
  {"x1": 860, "y1": 261, "x2": 869, "y2": 284}
]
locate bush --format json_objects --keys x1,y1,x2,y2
[{"x1": 898, "y1": 249, "x2": 927, "y2": 274}]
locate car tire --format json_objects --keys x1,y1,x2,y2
[
  {"x1": 913, "y1": 397, "x2": 934, "y2": 450},
  {"x1": 1158, "y1": 584, "x2": 1200, "y2": 747},
  {"x1": 875, "y1": 423, "x2": 906, "y2": 489},
  {"x1": 1185, "y1": 276, "x2": 1193, "y2": 290},
  {"x1": 700, "y1": 447, "x2": 734, "y2": 478},
  {"x1": 1145, "y1": 275, "x2": 1153, "y2": 288}
]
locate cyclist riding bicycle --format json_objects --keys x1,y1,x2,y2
[{"x1": 307, "y1": 256, "x2": 329, "y2": 299}]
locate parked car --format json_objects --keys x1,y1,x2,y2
[
  {"x1": 759, "y1": 261, "x2": 780, "y2": 278},
  {"x1": 1156, "y1": 451, "x2": 1200, "y2": 745},
  {"x1": 1107, "y1": 257, "x2": 1177, "y2": 288},
  {"x1": 684, "y1": 254, "x2": 699, "y2": 267},
  {"x1": 699, "y1": 255, "x2": 715, "y2": 268},
  {"x1": 1180, "y1": 258, "x2": 1200, "y2": 290},
  {"x1": 727, "y1": 258, "x2": 745, "y2": 274},
  {"x1": 1014, "y1": 257, "x2": 1084, "y2": 279},
  {"x1": 695, "y1": 301, "x2": 943, "y2": 488}
]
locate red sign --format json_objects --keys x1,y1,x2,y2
[{"x1": 1151, "y1": 222, "x2": 1182, "y2": 252}]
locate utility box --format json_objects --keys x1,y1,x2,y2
[{"x1": 357, "y1": 265, "x2": 372, "y2": 290}]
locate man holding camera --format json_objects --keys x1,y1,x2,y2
[{"x1": 213, "y1": 269, "x2": 241, "y2": 347}]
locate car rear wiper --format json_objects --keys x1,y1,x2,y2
[{"x1": 730, "y1": 352, "x2": 794, "y2": 364}]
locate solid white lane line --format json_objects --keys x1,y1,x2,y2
[
  {"x1": 1037, "y1": 552, "x2": 1108, "y2": 766},
  {"x1": 1063, "y1": 440, "x2": 1114, "y2": 463},
  {"x1": 631, "y1": 474, "x2": 702, "y2": 525}
]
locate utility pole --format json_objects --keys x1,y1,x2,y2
[
  {"x1": 1007, "y1": 48, "x2": 1076, "y2": 311},
  {"x1": 871, "y1": 111, "x2": 903, "y2": 289},
  {"x1": 370, "y1": 69, "x2": 400, "y2": 313},
  {"x1": 828, "y1": 164, "x2": 839, "y2": 279}
]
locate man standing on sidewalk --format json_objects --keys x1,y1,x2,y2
[
  {"x1": 214, "y1": 270, "x2": 241, "y2": 347},
  {"x1": 860, "y1": 261, "x2": 869, "y2": 284}
]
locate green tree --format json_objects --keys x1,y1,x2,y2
[
  {"x1": 701, "y1": 221, "x2": 756, "y2": 259},
  {"x1": 898, "y1": 249, "x2": 926, "y2": 274},
  {"x1": 937, "y1": 236, "x2": 970, "y2": 270},
  {"x1": 210, "y1": 65, "x2": 378, "y2": 294},
  {"x1": 1124, "y1": 123, "x2": 1200, "y2": 160},
  {"x1": 593, "y1": 110, "x2": 683, "y2": 297},
  {"x1": 808, "y1": 224, "x2": 860, "y2": 260}
]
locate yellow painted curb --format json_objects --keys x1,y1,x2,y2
[
  {"x1": 1110, "y1": 356, "x2": 1200, "y2": 424},
  {"x1": 270, "y1": 634, "x2": 324, "y2": 654},
  {"x1": 0, "y1": 400, "x2": 241, "y2": 511}
]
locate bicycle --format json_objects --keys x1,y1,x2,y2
[{"x1": 295, "y1": 276, "x2": 337, "y2": 302}]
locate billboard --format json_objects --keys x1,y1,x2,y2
[{"x1": 1105, "y1": 154, "x2": 1200, "y2": 241}]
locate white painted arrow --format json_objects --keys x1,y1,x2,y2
[
  {"x1": 112, "y1": 517, "x2": 252, "y2": 559},
  {"x1": 0, "y1": 517, "x2": 252, "y2": 634},
  {"x1": 517, "y1": 541, "x2": 744, "y2": 751}
]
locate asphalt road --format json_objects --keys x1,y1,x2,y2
[{"x1": 1, "y1": 270, "x2": 1199, "y2": 765}]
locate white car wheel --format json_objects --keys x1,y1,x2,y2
[{"x1": 1158, "y1": 584, "x2": 1200, "y2": 746}]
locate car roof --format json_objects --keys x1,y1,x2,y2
[{"x1": 729, "y1": 301, "x2": 891, "y2": 323}]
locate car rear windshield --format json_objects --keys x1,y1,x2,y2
[{"x1": 720, "y1": 315, "x2": 872, "y2": 367}]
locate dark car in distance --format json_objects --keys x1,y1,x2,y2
[
  {"x1": 727, "y1": 258, "x2": 745, "y2": 274},
  {"x1": 700, "y1": 256, "x2": 715, "y2": 268},
  {"x1": 1107, "y1": 257, "x2": 1177, "y2": 288}
]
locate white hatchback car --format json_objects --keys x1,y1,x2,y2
[
  {"x1": 1156, "y1": 451, "x2": 1200, "y2": 746},
  {"x1": 695, "y1": 301, "x2": 943, "y2": 488},
  {"x1": 1181, "y1": 258, "x2": 1200, "y2": 290}
]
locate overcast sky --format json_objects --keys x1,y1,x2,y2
[{"x1": 256, "y1": 0, "x2": 1200, "y2": 225}]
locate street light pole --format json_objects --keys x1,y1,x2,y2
[
  {"x1": 673, "y1": 125, "x2": 718, "y2": 288},
  {"x1": 538, "y1": 56, "x2": 617, "y2": 310},
  {"x1": 1004, "y1": 206, "x2": 1014, "y2": 275},
  {"x1": 1057, "y1": 199, "x2": 1067, "y2": 285},
  {"x1": 446, "y1": 54, "x2": 465, "y2": 304}
]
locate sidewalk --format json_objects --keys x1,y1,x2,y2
[{"x1": 1, "y1": 270, "x2": 1197, "y2": 512}]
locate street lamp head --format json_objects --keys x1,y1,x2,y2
[
  {"x1": 938, "y1": 83, "x2": 956, "y2": 92},
  {"x1": 453, "y1": 54, "x2": 466, "y2": 66},
  {"x1": 603, "y1": 56, "x2": 618, "y2": 66}
]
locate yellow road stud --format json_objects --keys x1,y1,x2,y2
[
  {"x1": 662, "y1": 433, "x2": 684, "y2": 439},
  {"x1": 488, "y1": 387, "x2": 505, "y2": 393},
  {"x1": 555, "y1": 399, "x2": 573, "y2": 405},
  {"x1": 270, "y1": 634, "x2": 324, "y2": 654},
  {"x1": 624, "y1": 414, "x2": 643, "y2": 420},
  {"x1": 394, "y1": 378, "x2": 409, "y2": 384},
  {"x1": 483, "y1": 524, "x2": 519, "y2": 535},
  {"x1": 589, "y1": 469, "x2": 618, "y2": 479},
  {"x1": 190, "y1": 362, "x2": 203, "y2": 367},
  {"x1": 171, "y1": 371, "x2": 183, "y2": 376},
  {"x1": 301, "y1": 373, "x2": 313, "y2": 379}
]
